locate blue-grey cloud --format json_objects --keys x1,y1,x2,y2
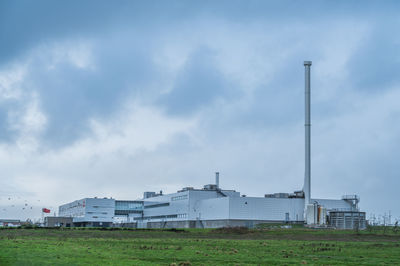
[
  {"x1": 348, "y1": 24, "x2": 400, "y2": 91},
  {"x1": 158, "y1": 47, "x2": 240, "y2": 115},
  {"x1": 26, "y1": 38, "x2": 159, "y2": 146}
]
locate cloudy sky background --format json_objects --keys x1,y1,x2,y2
[{"x1": 0, "y1": 0, "x2": 399, "y2": 221}]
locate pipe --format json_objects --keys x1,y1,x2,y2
[
  {"x1": 215, "y1": 172, "x2": 220, "y2": 189},
  {"x1": 304, "y1": 61, "x2": 312, "y2": 211}
]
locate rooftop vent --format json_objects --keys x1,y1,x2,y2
[
  {"x1": 203, "y1": 184, "x2": 218, "y2": 190},
  {"x1": 143, "y1": 192, "x2": 156, "y2": 199}
]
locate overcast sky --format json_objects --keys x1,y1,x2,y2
[{"x1": 1, "y1": 0, "x2": 399, "y2": 221}]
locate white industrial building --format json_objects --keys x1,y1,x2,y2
[
  {"x1": 136, "y1": 178, "x2": 359, "y2": 228},
  {"x1": 57, "y1": 61, "x2": 366, "y2": 229},
  {"x1": 59, "y1": 198, "x2": 116, "y2": 227},
  {"x1": 58, "y1": 176, "x2": 362, "y2": 229}
]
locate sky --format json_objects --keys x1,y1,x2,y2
[{"x1": 0, "y1": 0, "x2": 399, "y2": 222}]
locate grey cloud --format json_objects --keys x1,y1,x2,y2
[
  {"x1": 2, "y1": 0, "x2": 395, "y2": 65},
  {"x1": 9, "y1": 31, "x2": 163, "y2": 147},
  {"x1": 348, "y1": 25, "x2": 400, "y2": 91},
  {"x1": 158, "y1": 47, "x2": 241, "y2": 115}
]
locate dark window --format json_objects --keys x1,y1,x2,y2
[
  {"x1": 144, "y1": 203, "x2": 170, "y2": 209},
  {"x1": 134, "y1": 214, "x2": 178, "y2": 221}
]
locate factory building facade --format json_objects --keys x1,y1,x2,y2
[
  {"x1": 135, "y1": 183, "x2": 357, "y2": 228},
  {"x1": 58, "y1": 180, "x2": 360, "y2": 228},
  {"x1": 59, "y1": 198, "x2": 115, "y2": 227}
]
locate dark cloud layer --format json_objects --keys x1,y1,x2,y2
[{"x1": 1, "y1": 0, "x2": 396, "y2": 64}]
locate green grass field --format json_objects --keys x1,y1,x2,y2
[{"x1": 0, "y1": 226, "x2": 399, "y2": 265}]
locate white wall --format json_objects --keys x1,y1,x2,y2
[
  {"x1": 142, "y1": 189, "x2": 231, "y2": 221},
  {"x1": 59, "y1": 198, "x2": 115, "y2": 223},
  {"x1": 188, "y1": 190, "x2": 226, "y2": 220},
  {"x1": 229, "y1": 197, "x2": 304, "y2": 221},
  {"x1": 59, "y1": 199, "x2": 85, "y2": 218},
  {"x1": 84, "y1": 198, "x2": 115, "y2": 222},
  {"x1": 142, "y1": 191, "x2": 189, "y2": 220},
  {"x1": 195, "y1": 197, "x2": 230, "y2": 220}
]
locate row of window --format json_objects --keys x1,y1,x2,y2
[
  {"x1": 58, "y1": 211, "x2": 84, "y2": 217},
  {"x1": 115, "y1": 201, "x2": 143, "y2": 210},
  {"x1": 59, "y1": 205, "x2": 84, "y2": 212},
  {"x1": 134, "y1": 213, "x2": 188, "y2": 221},
  {"x1": 171, "y1": 195, "x2": 188, "y2": 201},
  {"x1": 114, "y1": 210, "x2": 143, "y2": 215},
  {"x1": 61, "y1": 204, "x2": 112, "y2": 211},
  {"x1": 135, "y1": 214, "x2": 178, "y2": 221},
  {"x1": 144, "y1": 203, "x2": 170, "y2": 209}
]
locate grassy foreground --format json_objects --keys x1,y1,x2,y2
[{"x1": 0, "y1": 227, "x2": 399, "y2": 265}]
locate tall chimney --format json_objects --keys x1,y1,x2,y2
[
  {"x1": 304, "y1": 61, "x2": 312, "y2": 210},
  {"x1": 215, "y1": 172, "x2": 220, "y2": 189}
]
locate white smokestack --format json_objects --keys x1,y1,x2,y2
[{"x1": 304, "y1": 61, "x2": 312, "y2": 213}]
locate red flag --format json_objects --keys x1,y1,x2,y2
[{"x1": 42, "y1": 208, "x2": 50, "y2": 213}]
